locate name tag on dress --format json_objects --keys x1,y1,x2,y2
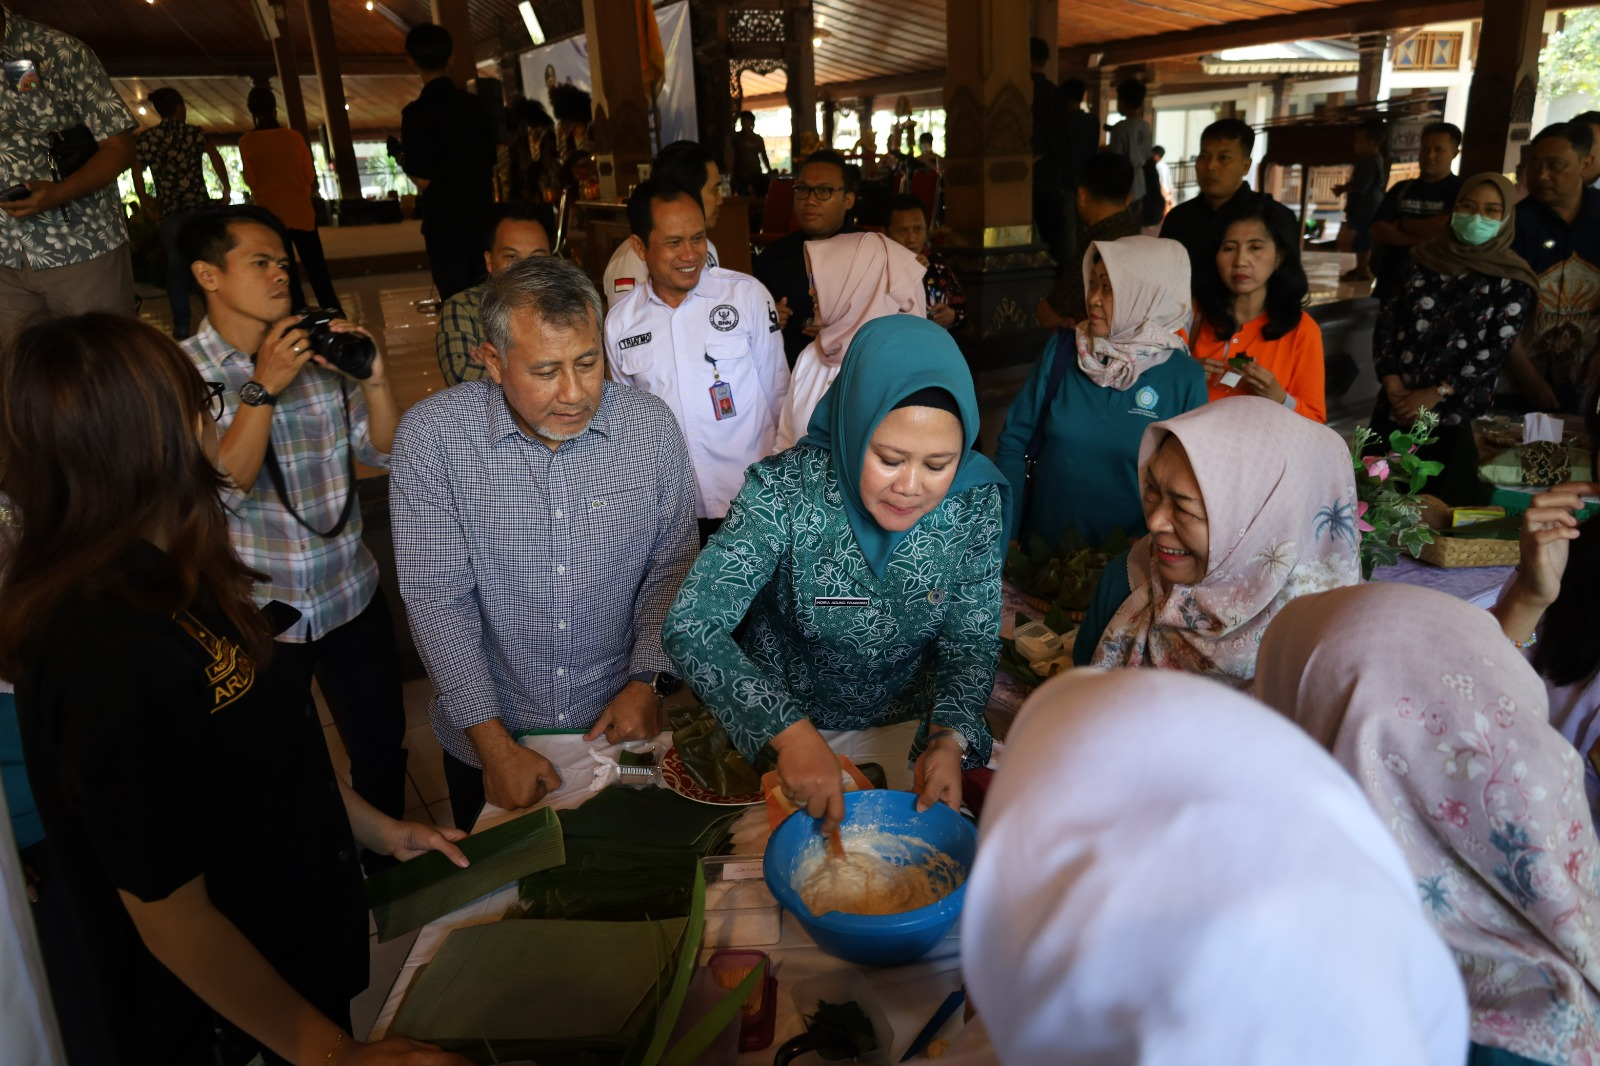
[{"x1": 814, "y1": 596, "x2": 871, "y2": 607}]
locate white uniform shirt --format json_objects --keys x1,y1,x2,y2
[
  {"x1": 603, "y1": 238, "x2": 719, "y2": 307},
  {"x1": 605, "y1": 266, "x2": 789, "y2": 519}
]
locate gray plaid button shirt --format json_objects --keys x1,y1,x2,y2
[
  {"x1": 183, "y1": 320, "x2": 389, "y2": 642},
  {"x1": 389, "y1": 380, "x2": 698, "y2": 767}
]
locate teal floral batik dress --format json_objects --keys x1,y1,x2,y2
[{"x1": 662, "y1": 444, "x2": 1003, "y2": 771}]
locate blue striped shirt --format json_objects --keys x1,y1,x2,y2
[{"x1": 389, "y1": 380, "x2": 698, "y2": 766}]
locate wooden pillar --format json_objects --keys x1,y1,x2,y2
[
  {"x1": 1266, "y1": 74, "x2": 1292, "y2": 200},
  {"x1": 1030, "y1": 0, "x2": 1057, "y2": 81},
  {"x1": 1461, "y1": 0, "x2": 1545, "y2": 176},
  {"x1": 786, "y1": 2, "x2": 817, "y2": 165},
  {"x1": 303, "y1": 0, "x2": 360, "y2": 200},
  {"x1": 263, "y1": 16, "x2": 309, "y2": 142},
  {"x1": 942, "y1": 0, "x2": 1053, "y2": 367},
  {"x1": 1093, "y1": 69, "x2": 1115, "y2": 136},
  {"x1": 1355, "y1": 33, "x2": 1387, "y2": 103},
  {"x1": 856, "y1": 96, "x2": 876, "y2": 173},
  {"x1": 581, "y1": 0, "x2": 654, "y2": 200},
  {"x1": 431, "y1": 0, "x2": 476, "y2": 90}
]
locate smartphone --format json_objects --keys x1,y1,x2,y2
[{"x1": 0, "y1": 184, "x2": 29, "y2": 203}]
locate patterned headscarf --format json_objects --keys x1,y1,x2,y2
[
  {"x1": 965, "y1": 668, "x2": 1468, "y2": 1066},
  {"x1": 1090, "y1": 396, "x2": 1360, "y2": 687},
  {"x1": 805, "y1": 232, "x2": 927, "y2": 369},
  {"x1": 1257, "y1": 583, "x2": 1600, "y2": 1065},
  {"x1": 1075, "y1": 235, "x2": 1191, "y2": 391}
]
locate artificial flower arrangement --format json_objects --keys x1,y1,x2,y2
[{"x1": 1349, "y1": 407, "x2": 1443, "y2": 579}]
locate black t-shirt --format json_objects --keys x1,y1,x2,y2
[
  {"x1": 1160, "y1": 182, "x2": 1297, "y2": 284},
  {"x1": 1372, "y1": 173, "x2": 1464, "y2": 298},
  {"x1": 401, "y1": 76, "x2": 496, "y2": 250},
  {"x1": 15, "y1": 542, "x2": 368, "y2": 1065},
  {"x1": 753, "y1": 222, "x2": 857, "y2": 367}
]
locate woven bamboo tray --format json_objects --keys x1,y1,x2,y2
[{"x1": 1415, "y1": 535, "x2": 1520, "y2": 568}]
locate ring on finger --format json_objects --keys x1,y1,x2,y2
[{"x1": 292, "y1": 343, "x2": 303, "y2": 353}]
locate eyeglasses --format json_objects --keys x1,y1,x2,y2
[
  {"x1": 793, "y1": 184, "x2": 841, "y2": 202},
  {"x1": 203, "y1": 380, "x2": 226, "y2": 422}
]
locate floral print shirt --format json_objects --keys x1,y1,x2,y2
[
  {"x1": 1374, "y1": 261, "x2": 1534, "y2": 425},
  {"x1": 135, "y1": 119, "x2": 212, "y2": 213},
  {"x1": 0, "y1": 11, "x2": 136, "y2": 269},
  {"x1": 662, "y1": 445, "x2": 1003, "y2": 769}
]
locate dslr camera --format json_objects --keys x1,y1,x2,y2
[{"x1": 295, "y1": 308, "x2": 377, "y2": 380}]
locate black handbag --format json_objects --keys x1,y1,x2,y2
[{"x1": 48, "y1": 123, "x2": 96, "y2": 180}]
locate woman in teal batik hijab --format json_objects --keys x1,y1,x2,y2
[{"x1": 664, "y1": 316, "x2": 1008, "y2": 832}]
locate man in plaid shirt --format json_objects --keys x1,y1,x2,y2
[
  {"x1": 434, "y1": 201, "x2": 551, "y2": 386},
  {"x1": 180, "y1": 206, "x2": 413, "y2": 849}
]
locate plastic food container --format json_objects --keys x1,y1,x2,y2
[
  {"x1": 703, "y1": 875, "x2": 782, "y2": 948},
  {"x1": 707, "y1": 949, "x2": 777, "y2": 1052},
  {"x1": 788, "y1": 968, "x2": 893, "y2": 1066}
]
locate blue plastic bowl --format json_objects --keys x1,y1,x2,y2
[{"x1": 764, "y1": 790, "x2": 976, "y2": 967}]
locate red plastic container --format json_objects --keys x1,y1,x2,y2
[{"x1": 707, "y1": 948, "x2": 777, "y2": 1052}]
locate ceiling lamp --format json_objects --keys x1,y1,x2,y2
[
  {"x1": 812, "y1": 28, "x2": 831, "y2": 48},
  {"x1": 519, "y1": 1, "x2": 546, "y2": 46},
  {"x1": 365, "y1": 1, "x2": 374, "y2": 9},
  {"x1": 137, "y1": 104, "x2": 147, "y2": 115}
]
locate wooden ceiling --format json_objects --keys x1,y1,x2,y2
[
  {"x1": 21, "y1": 0, "x2": 1471, "y2": 134},
  {"x1": 115, "y1": 74, "x2": 420, "y2": 139}
]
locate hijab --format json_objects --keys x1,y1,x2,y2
[
  {"x1": 804, "y1": 231, "x2": 927, "y2": 369},
  {"x1": 1075, "y1": 234, "x2": 1191, "y2": 391},
  {"x1": 1410, "y1": 172, "x2": 1541, "y2": 292},
  {"x1": 964, "y1": 668, "x2": 1468, "y2": 1066},
  {"x1": 799, "y1": 315, "x2": 1007, "y2": 577},
  {"x1": 1091, "y1": 395, "x2": 1360, "y2": 687},
  {"x1": 1258, "y1": 583, "x2": 1600, "y2": 1064}
]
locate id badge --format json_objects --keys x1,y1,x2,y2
[
  {"x1": 4, "y1": 59, "x2": 39, "y2": 93},
  {"x1": 709, "y1": 380, "x2": 737, "y2": 420}
]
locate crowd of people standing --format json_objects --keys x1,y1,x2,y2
[{"x1": 5, "y1": 6, "x2": 1600, "y2": 1066}]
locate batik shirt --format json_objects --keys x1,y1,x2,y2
[
  {"x1": 136, "y1": 119, "x2": 212, "y2": 213},
  {"x1": 435, "y1": 282, "x2": 486, "y2": 385},
  {"x1": 662, "y1": 445, "x2": 1003, "y2": 770},
  {"x1": 0, "y1": 11, "x2": 135, "y2": 269}
]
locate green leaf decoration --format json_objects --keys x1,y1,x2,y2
[{"x1": 637, "y1": 863, "x2": 708, "y2": 1066}]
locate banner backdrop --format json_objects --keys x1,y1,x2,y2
[{"x1": 518, "y1": 1, "x2": 697, "y2": 150}]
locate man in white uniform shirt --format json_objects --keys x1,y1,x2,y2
[
  {"x1": 602, "y1": 140, "x2": 722, "y2": 305},
  {"x1": 605, "y1": 178, "x2": 788, "y2": 544}
]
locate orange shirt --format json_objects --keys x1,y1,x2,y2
[
  {"x1": 1191, "y1": 311, "x2": 1327, "y2": 423},
  {"x1": 238, "y1": 128, "x2": 317, "y2": 232}
]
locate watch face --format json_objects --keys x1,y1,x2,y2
[{"x1": 240, "y1": 382, "x2": 271, "y2": 405}]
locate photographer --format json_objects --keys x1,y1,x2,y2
[
  {"x1": 0, "y1": 10, "x2": 138, "y2": 336},
  {"x1": 179, "y1": 206, "x2": 412, "y2": 849}
]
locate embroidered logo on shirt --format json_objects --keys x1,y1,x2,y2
[
  {"x1": 618, "y1": 331, "x2": 652, "y2": 350},
  {"x1": 1129, "y1": 385, "x2": 1161, "y2": 417},
  {"x1": 710, "y1": 304, "x2": 740, "y2": 331},
  {"x1": 768, "y1": 305, "x2": 780, "y2": 333},
  {"x1": 814, "y1": 596, "x2": 871, "y2": 607},
  {"x1": 175, "y1": 612, "x2": 255, "y2": 712},
  {"x1": 614, "y1": 278, "x2": 636, "y2": 294}
]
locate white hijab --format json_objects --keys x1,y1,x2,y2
[{"x1": 961, "y1": 669, "x2": 1467, "y2": 1066}]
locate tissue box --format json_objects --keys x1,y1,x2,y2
[{"x1": 1013, "y1": 620, "x2": 1063, "y2": 662}]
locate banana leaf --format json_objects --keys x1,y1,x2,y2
[
  {"x1": 508, "y1": 839, "x2": 700, "y2": 922},
  {"x1": 367, "y1": 806, "x2": 565, "y2": 942},
  {"x1": 388, "y1": 915, "x2": 688, "y2": 1053},
  {"x1": 666, "y1": 705, "x2": 762, "y2": 797},
  {"x1": 555, "y1": 786, "x2": 742, "y2": 853},
  {"x1": 658, "y1": 960, "x2": 766, "y2": 1066}
]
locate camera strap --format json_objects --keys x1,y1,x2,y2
[{"x1": 259, "y1": 380, "x2": 359, "y2": 539}]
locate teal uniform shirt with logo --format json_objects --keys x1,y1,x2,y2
[
  {"x1": 994, "y1": 331, "x2": 1207, "y2": 548},
  {"x1": 662, "y1": 445, "x2": 1003, "y2": 769}
]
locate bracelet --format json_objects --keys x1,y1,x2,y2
[
  {"x1": 325, "y1": 1032, "x2": 345, "y2": 1065},
  {"x1": 1510, "y1": 631, "x2": 1538, "y2": 650}
]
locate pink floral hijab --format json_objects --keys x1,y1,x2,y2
[
  {"x1": 1257, "y1": 583, "x2": 1600, "y2": 1065},
  {"x1": 805, "y1": 232, "x2": 927, "y2": 368},
  {"x1": 1090, "y1": 396, "x2": 1360, "y2": 687},
  {"x1": 1075, "y1": 235, "x2": 1191, "y2": 391}
]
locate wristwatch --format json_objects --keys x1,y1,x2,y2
[
  {"x1": 1435, "y1": 382, "x2": 1456, "y2": 399},
  {"x1": 926, "y1": 727, "x2": 970, "y2": 757},
  {"x1": 628, "y1": 671, "x2": 676, "y2": 699},
  {"x1": 238, "y1": 380, "x2": 277, "y2": 407}
]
